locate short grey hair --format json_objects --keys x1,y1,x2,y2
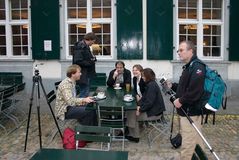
[{"x1": 180, "y1": 40, "x2": 196, "y2": 54}]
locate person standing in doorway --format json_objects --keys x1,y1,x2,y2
[{"x1": 72, "y1": 32, "x2": 97, "y2": 98}]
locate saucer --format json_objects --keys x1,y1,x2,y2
[
  {"x1": 94, "y1": 95, "x2": 106, "y2": 101},
  {"x1": 123, "y1": 97, "x2": 134, "y2": 102},
  {"x1": 114, "y1": 87, "x2": 122, "y2": 90}
]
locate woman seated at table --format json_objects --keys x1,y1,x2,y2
[
  {"x1": 126, "y1": 64, "x2": 146, "y2": 142},
  {"x1": 126, "y1": 68, "x2": 166, "y2": 143}
]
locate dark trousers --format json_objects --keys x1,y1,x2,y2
[{"x1": 65, "y1": 106, "x2": 97, "y2": 126}]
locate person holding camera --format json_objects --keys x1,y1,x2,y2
[
  {"x1": 72, "y1": 32, "x2": 97, "y2": 98},
  {"x1": 169, "y1": 41, "x2": 205, "y2": 159},
  {"x1": 55, "y1": 65, "x2": 97, "y2": 126}
]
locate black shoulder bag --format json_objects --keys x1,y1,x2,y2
[{"x1": 170, "y1": 106, "x2": 182, "y2": 148}]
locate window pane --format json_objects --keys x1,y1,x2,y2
[
  {"x1": 11, "y1": 0, "x2": 28, "y2": 20},
  {"x1": 212, "y1": 47, "x2": 220, "y2": 56},
  {"x1": 178, "y1": 0, "x2": 197, "y2": 19},
  {"x1": 12, "y1": 25, "x2": 28, "y2": 56},
  {"x1": 68, "y1": 24, "x2": 86, "y2": 55},
  {"x1": 13, "y1": 36, "x2": 20, "y2": 45},
  {"x1": 203, "y1": 25, "x2": 221, "y2": 57},
  {"x1": 188, "y1": 9, "x2": 197, "y2": 19},
  {"x1": 92, "y1": 23, "x2": 111, "y2": 56},
  {"x1": 92, "y1": 8, "x2": 101, "y2": 18},
  {"x1": 188, "y1": 0, "x2": 197, "y2": 7},
  {"x1": 178, "y1": 9, "x2": 186, "y2": 18},
  {"x1": 203, "y1": 0, "x2": 222, "y2": 19},
  {"x1": 103, "y1": 0, "x2": 111, "y2": 6},
  {"x1": 0, "y1": 47, "x2": 6, "y2": 55},
  {"x1": 92, "y1": 0, "x2": 101, "y2": 7},
  {"x1": 212, "y1": 9, "x2": 221, "y2": 19},
  {"x1": 0, "y1": 0, "x2": 5, "y2": 20},
  {"x1": 103, "y1": 8, "x2": 111, "y2": 18},
  {"x1": 179, "y1": 24, "x2": 197, "y2": 45},
  {"x1": 67, "y1": 0, "x2": 87, "y2": 18},
  {"x1": 212, "y1": 25, "x2": 221, "y2": 35},
  {"x1": 0, "y1": 36, "x2": 6, "y2": 45},
  {"x1": 11, "y1": 0, "x2": 20, "y2": 8}
]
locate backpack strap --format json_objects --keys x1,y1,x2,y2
[{"x1": 189, "y1": 59, "x2": 206, "y2": 124}]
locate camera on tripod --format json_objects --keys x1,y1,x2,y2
[
  {"x1": 34, "y1": 65, "x2": 39, "y2": 76},
  {"x1": 159, "y1": 77, "x2": 177, "y2": 103}
]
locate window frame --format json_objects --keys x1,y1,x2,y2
[
  {"x1": 65, "y1": 0, "x2": 115, "y2": 60},
  {"x1": 0, "y1": 0, "x2": 30, "y2": 59},
  {"x1": 175, "y1": 0, "x2": 225, "y2": 61}
]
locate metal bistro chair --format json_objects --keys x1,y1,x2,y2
[
  {"x1": 1, "y1": 85, "x2": 20, "y2": 128},
  {"x1": 97, "y1": 105, "x2": 125, "y2": 150},
  {"x1": 75, "y1": 125, "x2": 112, "y2": 151},
  {"x1": 47, "y1": 90, "x2": 76, "y2": 141}
]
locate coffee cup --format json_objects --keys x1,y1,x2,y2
[
  {"x1": 97, "y1": 92, "x2": 105, "y2": 99},
  {"x1": 115, "y1": 83, "x2": 120, "y2": 88},
  {"x1": 124, "y1": 94, "x2": 133, "y2": 101}
]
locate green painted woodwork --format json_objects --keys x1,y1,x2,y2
[
  {"x1": 229, "y1": 0, "x2": 239, "y2": 61},
  {"x1": 116, "y1": 0, "x2": 143, "y2": 59},
  {"x1": 30, "y1": 149, "x2": 128, "y2": 160},
  {"x1": 147, "y1": 0, "x2": 173, "y2": 60},
  {"x1": 31, "y1": 0, "x2": 60, "y2": 60}
]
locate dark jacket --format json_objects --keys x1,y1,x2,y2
[
  {"x1": 138, "y1": 80, "x2": 166, "y2": 117},
  {"x1": 133, "y1": 77, "x2": 146, "y2": 96},
  {"x1": 172, "y1": 55, "x2": 206, "y2": 116},
  {"x1": 72, "y1": 40, "x2": 96, "y2": 84},
  {"x1": 106, "y1": 68, "x2": 131, "y2": 88}
]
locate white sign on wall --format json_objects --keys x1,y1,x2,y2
[{"x1": 44, "y1": 40, "x2": 52, "y2": 51}]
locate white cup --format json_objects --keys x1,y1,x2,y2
[
  {"x1": 124, "y1": 94, "x2": 133, "y2": 101},
  {"x1": 115, "y1": 83, "x2": 120, "y2": 88},
  {"x1": 97, "y1": 92, "x2": 105, "y2": 99}
]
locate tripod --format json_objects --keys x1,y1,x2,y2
[{"x1": 24, "y1": 67, "x2": 63, "y2": 152}]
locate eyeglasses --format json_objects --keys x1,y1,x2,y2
[{"x1": 177, "y1": 49, "x2": 184, "y2": 53}]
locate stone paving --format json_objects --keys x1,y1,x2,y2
[{"x1": 0, "y1": 113, "x2": 239, "y2": 160}]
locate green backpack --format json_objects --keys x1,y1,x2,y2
[{"x1": 190, "y1": 60, "x2": 227, "y2": 112}]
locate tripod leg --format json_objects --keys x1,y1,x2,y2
[
  {"x1": 24, "y1": 81, "x2": 35, "y2": 152},
  {"x1": 36, "y1": 82, "x2": 42, "y2": 149},
  {"x1": 39, "y1": 77, "x2": 63, "y2": 139}
]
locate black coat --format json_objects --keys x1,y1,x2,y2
[
  {"x1": 72, "y1": 40, "x2": 96, "y2": 84},
  {"x1": 172, "y1": 55, "x2": 206, "y2": 116},
  {"x1": 138, "y1": 80, "x2": 166, "y2": 117},
  {"x1": 106, "y1": 69, "x2": 131, "y2": 88}
]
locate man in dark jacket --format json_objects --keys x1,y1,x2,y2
[
  {"x1": 72, "y1": 32, "x2": 97, "y2": 98},
  {"x1": 107, "y1": 61, "x2": 131, "y2": 88},
  {"x1": 171, "y1": 40, "x2": 205, "y2": 159}
]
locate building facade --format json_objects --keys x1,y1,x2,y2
[{"x1": 0, "y1": 0, "x2": 238, "y2": 96}]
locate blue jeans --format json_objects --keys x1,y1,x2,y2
[
  {"x1": 77, "y1": 78, "x2": 90, "y2": 98},
  {"x1": 65, "y1": 106, "x2": 97, "y2": 126}
]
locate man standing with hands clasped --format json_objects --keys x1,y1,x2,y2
[{"x1": 167, "y1": 40, "x2": 206, "y2": 159}]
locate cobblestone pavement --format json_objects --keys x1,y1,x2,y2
[{"x1": 0, "y1": 113, "x2": 239, "y2": 160}]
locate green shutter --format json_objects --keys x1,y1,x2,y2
[
  {"x1": 31, "y1": 0, "x2": 60, "y2": 60},
  {"x1": 229, "y1": 0, "x2": 239, "y2": 61},
  {"x1": 116, "y1": 0, "x2": 143, "y2": 59},
  {"x1": 147, "y1": 0, "x2": 173, "y2": 60}
]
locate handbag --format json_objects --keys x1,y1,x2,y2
[
  {"x1": 63, "y1": 127, "x2": 86, "y2": 149},
  {"x1": 170, "y1": 107, "x2": 182, "y2": 149}
]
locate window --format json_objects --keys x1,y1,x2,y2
[
  {"x1": 66, "y1": 0, "x2": 113, "y2": 58},
  {"x1": 0, "y1": 0, "x2": 29, "y2": 58},
  {"x1": 177, "y1": 0, "x2": 224, "y2": 60}
]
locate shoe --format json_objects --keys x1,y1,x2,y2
[{"x1": 125, "y1": 136, "x2": 139, "y2": 143}]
